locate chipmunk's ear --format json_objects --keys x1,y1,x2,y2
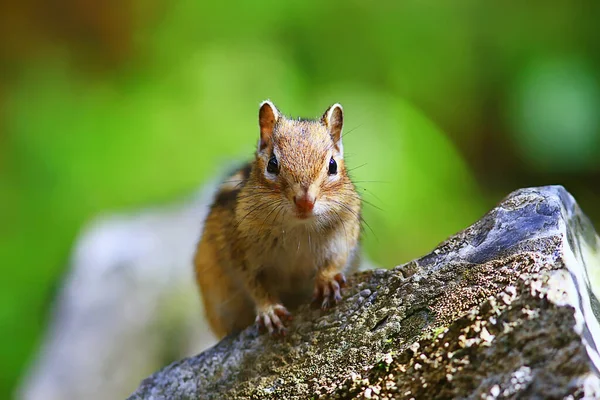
[
  {"x1": 321, "y1": 103, "x2": 344, "y2": 152},
  {"x1": 258, "y1": 100, "x2": 280, "y2": 151}
]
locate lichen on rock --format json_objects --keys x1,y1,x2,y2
[{"x1": 129, "y1": 186, "x2": 600, "y2": 399}]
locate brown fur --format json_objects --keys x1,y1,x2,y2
[{"x1": 194, "y1": 101, "x2": 362, "y2": 338}]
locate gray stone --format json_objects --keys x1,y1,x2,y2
[
  {"x1": 129, "y1": 186, "x2": 600, "y2": 399},
  {"x1": 18, "y1": 186, "x2": 218, "y2": 400}
]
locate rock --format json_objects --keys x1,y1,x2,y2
[
  {"x1": 129, "y1": 186, "x2": 600, "y2": 399},
  {"x1": 18, "y1": 186, "x2": 218, "y2": 400}
]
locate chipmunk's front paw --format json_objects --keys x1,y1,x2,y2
[
  {"x1": 313, "y1": 272, "x2": 347, "y2": 310},
  {"x1": 255, "y1": 304, "x2": 292, "y2": 336}
]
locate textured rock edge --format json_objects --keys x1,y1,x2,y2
[{"x1": 129, "y1": 186, "x2": 600, "y2": 399}]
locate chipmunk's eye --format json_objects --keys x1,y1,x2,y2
[
  {"x1": 328, "y1": 157, "x2": 338, "y2": 175},
  {"x1": 267, "y1": 155, "x2": 279, "y2": 174}
]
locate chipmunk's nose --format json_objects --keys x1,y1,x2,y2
[{"x1": 294, "y1": 193, "x2": 315, "y2": 215}]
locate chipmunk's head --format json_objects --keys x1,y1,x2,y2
[{"x1": 255, "y1": 100, "x2": 354, "y2": 225}]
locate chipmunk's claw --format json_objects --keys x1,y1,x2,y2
[
  {"x1": 313, "y1": 272, "x2": 347, "y2": 310},
  {"x1": 256, "y1": 304, "x2": 292, "y2": 336}
]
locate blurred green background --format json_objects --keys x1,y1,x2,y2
[{"x1": 1, "y1": 0, "x2": 600, "y2": 397}]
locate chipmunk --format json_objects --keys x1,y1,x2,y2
[{"x1": 194, "y1": 101, "x2": 362, "y2": 338}]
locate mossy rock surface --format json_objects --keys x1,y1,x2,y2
[{"x1": 129, "y1": 186, "x2": 600, "y2": 399}]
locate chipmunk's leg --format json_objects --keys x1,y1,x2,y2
[
  {"x1": 195, "y1": 238, "x2": 255, "y2": 338},
  {"x1": 238, "y1": 265, "x2": 292, "y2": 336},
  {"x1": 313, "y1": 251, "x2": 353, "y2": 310}
]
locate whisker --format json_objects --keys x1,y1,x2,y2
[
  {"x1": 331, "y1": 199, "x2": 377, "y2": 240},
  {"x1": 346, "y1": 163, "x2": 367, "y2": 173},
  {"x1": 234, "y1": 202, "x2": 274, "y2": 230},
  {"x1": 360, "y1": 198, "x2": 383, "y2": 212},
  {"x1": 331, "y1": 208, "x2": 348, "y2": 245},
  {"x1": 273, "y1": 203, "x2": 286, "y2": 227},
  {"x1": 354, "y1": 185, "x2": 385, "y2": 206},
  {"x1": 342, "y1": 124, "x2": 363, "y2": 138},
  {"x1": 259, "y1": 200, "x2": 285, "y2": 232},
  {"x1": 351, "y1": 180, "x2": 390, "y2": 184}
]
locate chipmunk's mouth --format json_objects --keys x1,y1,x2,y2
[
  {"x1": 282, "y1": 209, "x2": 316, "y2": 227},
  {"x1": 295, "y1": 210, "x2": 315, "y2": 220}
]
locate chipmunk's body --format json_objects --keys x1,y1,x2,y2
[{"x1": 194, "y1": 101, "x2": 361, "y2": 338}]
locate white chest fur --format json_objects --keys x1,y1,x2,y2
[{"x1": 256, "y1": 225, "x2": 334, "y2": 301}]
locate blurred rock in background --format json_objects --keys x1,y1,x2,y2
[{"x1": 18, "y1": 186, "x2": 217, "y2": 400}]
